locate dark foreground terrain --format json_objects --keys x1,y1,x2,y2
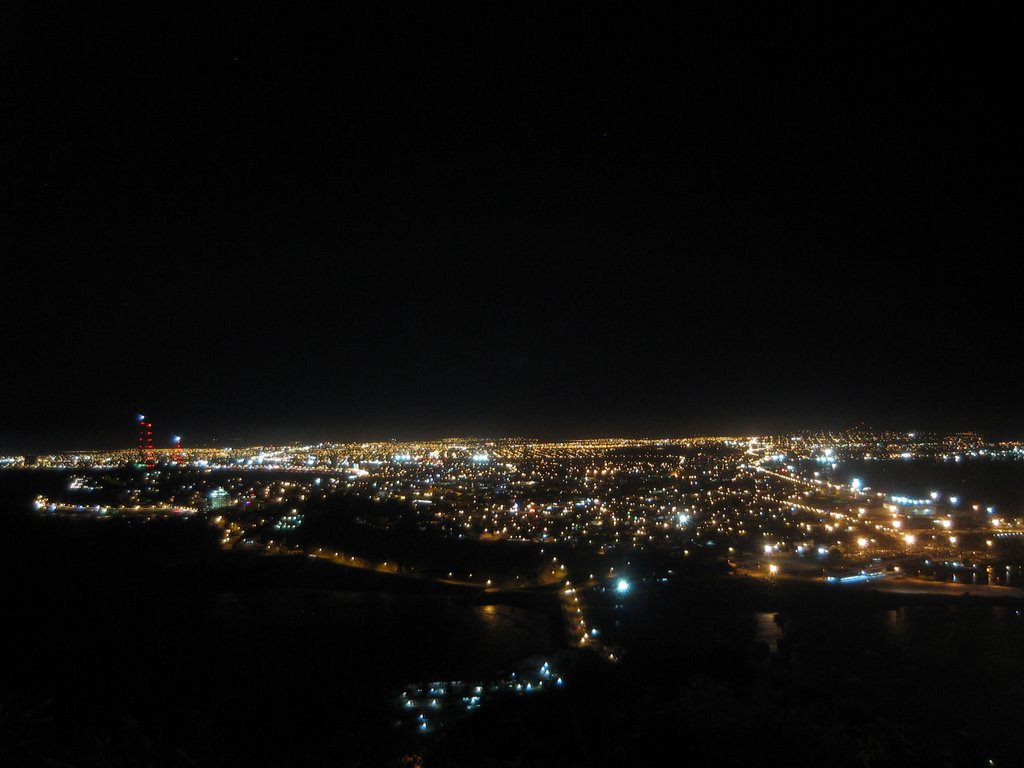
[{"x1": 3, "y1": 473, "x2": 1023, "y2": 767}]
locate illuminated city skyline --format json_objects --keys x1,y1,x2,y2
[{"x1": 4, "y1": 5, "x2": 1023, "y2": 764}]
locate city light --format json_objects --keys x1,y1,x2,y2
[{"x1": 8, "y1": 426, "x2": 1023, "y2": 738}]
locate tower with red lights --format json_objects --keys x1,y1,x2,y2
[{"x1": 137, "y1": 414, "x2": 155, "y2": 467}]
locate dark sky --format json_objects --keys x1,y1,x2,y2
[{"x1": 2, "y1": 5, "x2": 1022, "y2": 451}]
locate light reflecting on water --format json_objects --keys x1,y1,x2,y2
[
  {"x1": 885, "y1": 607, "x2": 905, "y2": 637},
  {"x1": 753, "y1": 612, "x2": 783, "y2": 651}
]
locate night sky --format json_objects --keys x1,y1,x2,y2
[{"x1": 3, "y1": 6, "x2": 1022, "y2": 452}]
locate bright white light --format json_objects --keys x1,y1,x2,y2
[
  {"x1": 616, "y1": 579, "x2": 630, "y2": 593},
  {"x1": 768, "y1": 564, "x2": 779, "y2": 575},
  {"x1": 904, "y1": 534, "x2": 916, "y2": 545},
  {"x1": 851, "y1": 478, "x2": 862, "y2": 490}
]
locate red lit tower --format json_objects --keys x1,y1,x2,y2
[{"x1": 137, "y1": 414, "x2": 155, "y2": 467}]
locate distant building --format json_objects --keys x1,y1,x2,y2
[{"x1": 207, "y1": 487, "x2": 232, "y2": 510}]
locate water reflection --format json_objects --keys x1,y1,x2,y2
[{"x1": 753, "y1": 612, "x2": 782, "y2": 652}]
